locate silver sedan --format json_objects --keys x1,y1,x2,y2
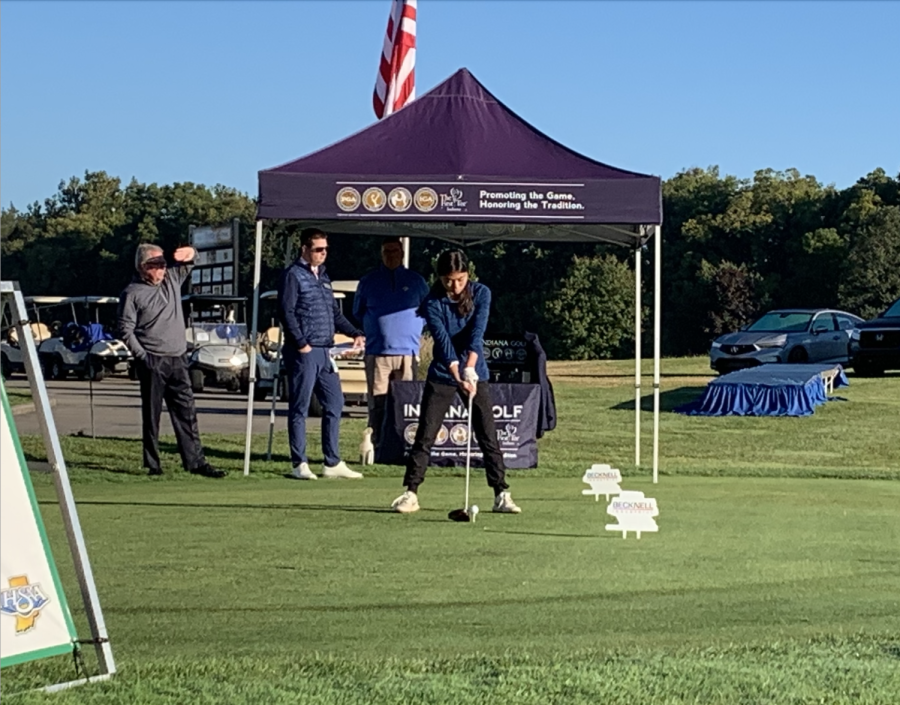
[{"x1": 709, "y1": 309, "x2": 864, "y2": 374}]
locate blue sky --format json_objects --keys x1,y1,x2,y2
[{"x1": 2, "y1": 1, "x2": 898, "y2": 210}]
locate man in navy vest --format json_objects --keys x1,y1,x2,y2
[
  {"x1": 279, "y1": 228, "x2": 365, "y2": 480},
  {"x1": 354, "y1": 237, "x2": 429, "y2": 449}
]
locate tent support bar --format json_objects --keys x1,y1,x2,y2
[
  {"x1": 634, "y1": 245, "x2": 642, "y2": 468},
  {"x1": 401, "y1": 237, "x2": 410, "y2": 267},
  {"x1": 652, "y1": 224, "x2": 661, "y2": 483},
  {"x1": 243, "y1": 220, "x2": 264, "y2": 476}
]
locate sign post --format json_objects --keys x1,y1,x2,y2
[{"x1": 0, "y1": 281, "x2": 115, "y2": 691}]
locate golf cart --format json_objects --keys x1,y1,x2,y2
[
  {"x1": 253, "y1": 284, "x2": 367, "y2": 415},
  {"x1": 183, "y1": 295, "x2": 251, "y2": 394},
  {"x1": 1, "y1": 299, "x2": 54, "y2": 379},
  {"x1": 26, "y1": 296, "x2": 132, "y2": 381}
]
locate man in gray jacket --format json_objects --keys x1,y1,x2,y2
[{"x1": 118, "y1": 243, "x2": 226, "y2": 478}]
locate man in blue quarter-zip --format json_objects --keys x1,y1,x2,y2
[
  {"x1": 354, "y1": 238, "x2": 429, "y2": 450},
  {"x1": 279, "y1": 228, "x2": 365, "y2": 480}
]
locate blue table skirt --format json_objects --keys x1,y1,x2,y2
[{"x1": 676, "y1": 364, "x2": 849, "y2": 417}]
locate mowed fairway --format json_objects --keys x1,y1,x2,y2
[{"x1": 4, "y1": 359, "x2": 899, "y2": 704}]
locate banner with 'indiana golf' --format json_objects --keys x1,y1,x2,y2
[
  {"x1": 0, "y1": 382, "x2": 76, "y2": 668},
  {"x1": 377, "y1": 381, "x2": 540, "y2": 468}
]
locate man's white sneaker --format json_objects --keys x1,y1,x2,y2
[
  {"x1": 391, "y1": 491, "x2": 420, "y2": 514},
  {"x1": 492, "y1": 491, "x2": 522, "y2": 514},
  {"x1": 290, "y1": 462, "x2": 317, "y2": 480},
  {"x1": 322, "y1": 461, "x2": 363, "y2": 479}
]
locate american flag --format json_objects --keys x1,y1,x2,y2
[{"x1": 373, "y1": 0, "x2": 417, "y2": 119}]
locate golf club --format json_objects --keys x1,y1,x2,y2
[{"x1": 448, "y1": 391, "x2": 475, "y2": 522}]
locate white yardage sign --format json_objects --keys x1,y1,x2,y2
[
  {"x1": 605, "y1": 490, "x2": 659, "y2": 539},
  {"x1": 0, "y1": 384, "x2": 76, "y2": 667}
]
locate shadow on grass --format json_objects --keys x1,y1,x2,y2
[
  {"x1": 479, "y1": 527, "x2": 600, "y2": 539},
  {"x1": 611, "y1": 386, "x2": 707, "y2": 412},
  {"x1": 39, "y1": 499, "x2": 398, "y2": 514},
  {"x1": 554, "y1": 372, "x2": 713, "y2": 380}
]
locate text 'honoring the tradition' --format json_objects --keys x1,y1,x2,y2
[{"x1": 477, "y1": 190, "x2": 585, "y2": 212}]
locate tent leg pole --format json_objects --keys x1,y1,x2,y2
[
  {"x1": 244, "y1": 219, "x2": 264, "y2": 476},
  {"x1": 652, "y1": 225, "x2": 662, "y2": 484},
  {"x1": 634, "y1": 244, "x2": 642, "y2": 469},
  {"x1": 401, "y1": 236, "x2": 410, "y2": 268}
]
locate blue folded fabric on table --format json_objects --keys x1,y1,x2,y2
[{"x1": 675, "y1": 364, "x2": 849, "y2": 417}]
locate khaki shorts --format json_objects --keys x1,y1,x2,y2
[{"x1": 365, "y1": 355, "x2": 416, "y2": 397}]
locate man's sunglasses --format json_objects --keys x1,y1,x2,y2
[
  {"x1": 145, "y1": 259, "x2": 167, "y2": 269},
  {"x1": 309, "y1": 246, "x2": 329, "y2": 254}
]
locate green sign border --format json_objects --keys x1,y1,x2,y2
[{"x1": 0, "y1": 381, "x2": 78, "y2": 668}]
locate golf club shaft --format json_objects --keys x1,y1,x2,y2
[{"x1": 464, "y1": 391, "x2": 473, "y2": 511}]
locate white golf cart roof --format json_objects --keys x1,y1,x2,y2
[
  {"x1": 260, "y1": 290, "x2": 345, "y2": 300},
  {"x1": 24, "y1": 295, "x2": 119, "y2": 305}
]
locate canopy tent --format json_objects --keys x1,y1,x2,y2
[{"x1": 246, "y1": 67, "x2": 664, "y2": 479}]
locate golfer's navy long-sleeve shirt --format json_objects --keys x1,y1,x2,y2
[{"x1": 422, "y1": 282, "x2": 491, "y2": 384}]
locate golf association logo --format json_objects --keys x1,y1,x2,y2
[
  {"x1": 434, "y1": 426, "x2": 449, "y2": 446},
  {"x1": 414, "y1": 187, "x2": 438, "y2": 212},
  {"x1": 403, "y1": 423, "x2": 418, "y2": 445},
  {"x1": 362, "y1": 187, "x2": 387, "y2": 212},
  {"x1": 440, "y1": 187, "x2": 467, "y2": 212},
  {"x1": 388, "y1": 187, "x2": 412, "y2": 212},
  {"x1": 1, "y1": 575, "x2": 50, "y2": 634},
  {"x1": 450, "y1": 424, "x2": 469, "y2": 446},
  {"x1": 336, "y1": 187, "x2": 361, "y2": 212}
]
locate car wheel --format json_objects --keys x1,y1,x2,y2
[
  {"x1": 1, "y1": 353, "x2": 11, "y2": 380},
  {"x1": 238, "y1": 369, "x2": 250, "y2": 395},
  {"x1": 278, "y1": 373, "x2": 290, "y2": 402},
  {"x1": 189, "y1": 368, "x2": 205, "y2": 393},
  {"x1": 50, "y1": 356, "x2": 67, "y2": 380},
  {"x1": 787, "y1": 347, "x2": 808, "y2": 363},
  {"x1": 86, "y1": 358, "x2": 105, "y2": 382},
  {"x1": 308, "y1": 395, "x2": 323, "y2": 417}
]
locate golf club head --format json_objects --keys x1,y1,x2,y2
[{"x1": 447, "y1": 508, "x2": 471, "y2": 523}]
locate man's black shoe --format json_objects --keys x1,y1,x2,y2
[
  {"x1": 189, "y1": 463, "x2": 227, "y2": 479},
  {"x1": 148, "y1": 468, "x2": 164, "y2": 477}
]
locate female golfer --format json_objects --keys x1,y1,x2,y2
[{"x1": 391, "y1": 250, "x2": 522, "y2": 515}]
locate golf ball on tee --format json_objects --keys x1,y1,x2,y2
[{"x1": 470, "y1": 505, "x2": 479, "y2": 516}]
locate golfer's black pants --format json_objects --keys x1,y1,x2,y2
[
  {"x1": 404, "y1": 380, "x2": 508, "y2": 494},
  {"x1": 137, "y1": 354, "x2": 206, "y2": 473}
]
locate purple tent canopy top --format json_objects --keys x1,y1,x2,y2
[{"x1": 258, "y1": 68, "x2": 662, "y2": 246}]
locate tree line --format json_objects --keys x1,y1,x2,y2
[{"x1": 2, "y1": 167, "x2": 898, "y2": 358}]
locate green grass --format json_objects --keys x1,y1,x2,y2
[
  {"x1": 3, "y1": 358, "x2": 899, "y2": 703},
  {"x1": 5, "y1": 387, "x2": 32, "y2": 407}
]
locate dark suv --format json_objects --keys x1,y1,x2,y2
[{"x1": 849, "y1": 298, "x2": 900, "y2": 376}]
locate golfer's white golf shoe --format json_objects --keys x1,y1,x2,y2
[
  {"x1": 492, "y1": 491, "x2": 522, "y2": 514},
  {"x1": 323, "y1": 461, "x2": 363, "y2": 479},
  {"x1": 290, "y1": 462, "x2": 317, "y2": 480},
  {"x1": 391, "y1": 491, "x2": 420, "y2": 514}
]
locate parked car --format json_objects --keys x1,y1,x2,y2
[
  {"x1": 848, "y1": 297, "x2": 900, "y2": 376},
  {"x1": 26, "y1": 296, "x2": 132, "y2": 380},
  {"x1": 709, "y1": 308, "x2": 864, "y2": 374},
  {"x1": 253, "y1": 286, "x2": 367, "y2": 415},
  {"x1": 183, "y1": 295, "x2": 251, "y2": 393}
]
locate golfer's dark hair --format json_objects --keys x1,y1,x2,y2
[
  {"x1": 300, "y1": 228, "x2": 328, "y2": 248},
  {"x1": 433, "y1": 249, "x2": 473, "y2": 316}
]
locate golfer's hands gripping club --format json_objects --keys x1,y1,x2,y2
[{"x1": 460, "y1": 366, "x2": 479, "y2": 396}]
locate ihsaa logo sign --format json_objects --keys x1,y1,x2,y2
[{"x1": 1, "y1": 575, "x2": 50, "y2": 634}]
